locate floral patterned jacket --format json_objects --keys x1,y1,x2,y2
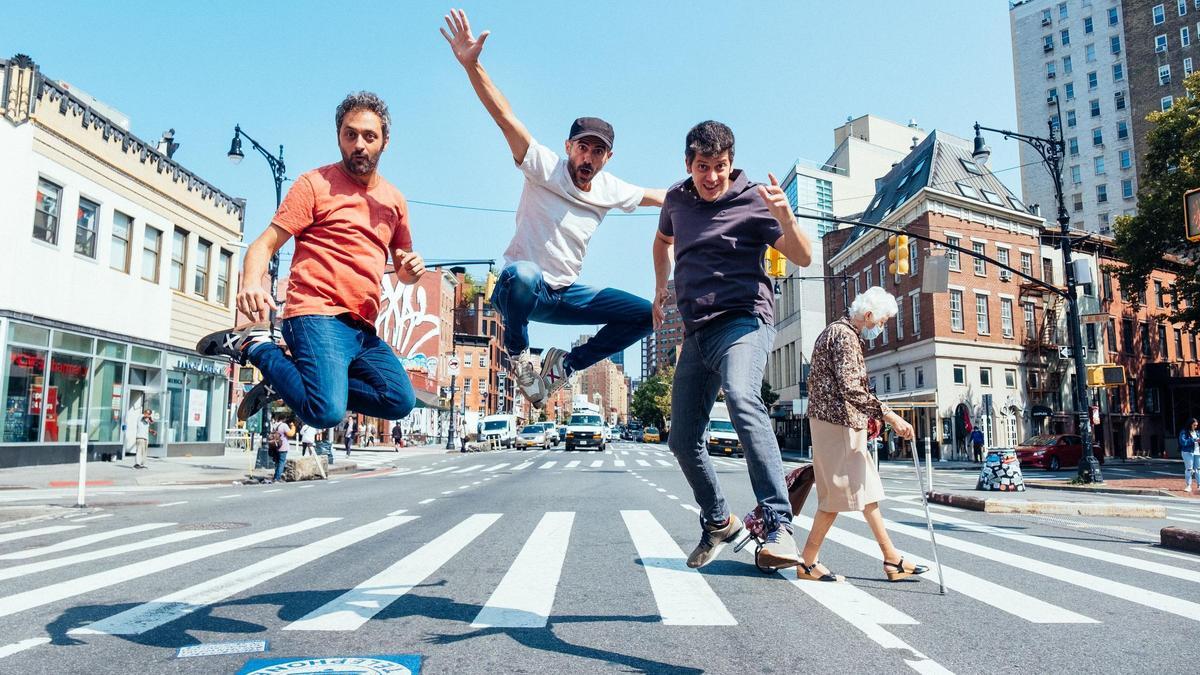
[{"x1": 806, "y1": 318, "x2": 891, "y2": 430}]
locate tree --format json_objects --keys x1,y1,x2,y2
[
  {"x1": 631, "y1": 372, "x2": 670, "y2": 428},
  {"x1": 1112, "y1": 73, "x2": 1200, "y2": 329},
  {"x1": 761, "y1": 380, "x2": 780, "y2": 407}
]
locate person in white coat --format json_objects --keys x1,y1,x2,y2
[{"x1": 122, "y1": 403, "x2": 140, "y2": 462}]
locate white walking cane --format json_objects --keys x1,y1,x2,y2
[{"x1": 910, "y1": 440, "x2": 947, "y2": 595}]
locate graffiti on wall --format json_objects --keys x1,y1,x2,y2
[{"x1": 376, "y1": 274, "x2": 443, "y2": 378}]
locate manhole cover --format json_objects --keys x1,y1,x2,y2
[{"x1": 178, "y1": 522, "x2": 250, "y2": 531}]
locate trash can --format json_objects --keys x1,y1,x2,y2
[
  {"x1": 976, "y1": 448, "x2": 1025, "y2": 491},
  {"x1": 315, "y1": 439, "x2": 334, "y2": 466}
]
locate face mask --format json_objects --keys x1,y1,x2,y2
[{"x1": 860, "y1": 324, "x2": 884, "y2": 340}]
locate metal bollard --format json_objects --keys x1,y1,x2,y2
[
  {"x1": 76, "y1": 433, "x2": 88, "y2": 508},
  {"x1": 925, "y1": 437, "x2": 934, "y2": 494}
]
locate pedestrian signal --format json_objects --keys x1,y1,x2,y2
[
  {"x1": 887, "y1": 234, "x2": 910, "y2": 276},
  {"x1": 1085, "y1": 364, "x2": 1126, "y2": 387},
  {"x1": 765, "y1": 247, "x2": 787, "y2": 278}
]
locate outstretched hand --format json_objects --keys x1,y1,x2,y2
[
  {"x1": 440, "y1": 8, "x2": 490, "y2": 66},
  {"x1": 757, "y1": 172, "x2": 795, "y2": 226}
]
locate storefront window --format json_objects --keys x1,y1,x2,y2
[
  {"x1": 166, "y1": 358, "x2": 224, "y2": 443},
  {"x1": 9, "y1": 323, "x2": 49, "y2": 347},
  {"x1": 45, "y1": 353, "x2": 89, "y2": 443},
  {"x1": 167, "y1": 370, "x2": 185, "y2": 444},
  {"x1": 4, "y1": 346, "x2": 48, "y2": 442},
  {"x1": 87, "y1": 360, "x2": 125, "y2": 443},
  {"x1": 185, "y1": 372, "x2": 216, "y2": 443},
  {"x1": 53, "y1": 331, "x2": 94, "y2": 354},
  {"x1": 96, "y1": 339, "x2": 126, "y2": 360},
  {"x1": 131, "y1": 346, "x2": 161, "y2": 366}
]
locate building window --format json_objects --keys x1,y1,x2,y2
[
  {"x1": 1160, "y1": 64, "x2": 1172, "y2": 85},
  {"x1": 865, "y1": 267, "x2": 873, "y2": 289},
  {"x1": 1111, "y1": 35, "x2": 1122, "y2": 53},
  {"x1": 976, "y1": 294, "x2": 990, "y2": 334},
  {"x1": 1122, "y1": 179, "x2": 1134, "y2": 199},
  {"x1": 909, "y1": 241, "x2": 919, "y2": 276},
  {"x1": 1089, "y1": 98, "x2": 1100, "y2": 117},
  {"x1": 1085, "y1": 43, "x2": 1096, "y2": 61},
  {"x1": 1119, "y1": 150, "x2": 1131, "y2": 170},
  {"x1": 1001, "y1": 298, "x2": 1014, "y2": 338},
  {"x1": 1094, "y1": 156, "x2": 1106, "y2": 175},
  {"x1": 1061, "y1": 29, "x2": 1071, "y2": 46},
  {"x1": 1084, "y1": 16, "x2": 1094, "y2": 33},
  {"x1": 217, "y1": 250, "x2": 232, "y2": 305},
  {"x1": 953, "y1": 365, "x2": 966, "y2": 385},
  {"x1": 110, "y1": 211, "x2": 132, "y2": 272},
  {"x1": 1063, "y1": 55, "x2": 1073, "y2": 74},
  {"x1": 1087, "y1": 71, "x2": 1099, "y2": 90},
  {"x1": 1109, "y1": 7, "x2": 1120, "y2": 25},
  {"x1": 1113, "y1": 63, "x2": 1124, "y2": 82},
  {"x1": 1059, "y1": 2, "x2": 1068, "y2": 19},
  {"x1": 1123, "y1": 318, "x2": 1134, "y2": 354},
  {"x1": 896, "y1": 296, "x2": 904, "y2": 340},
  {"x1": 1042, "y1": 257, "x2": 1056, "y2": 285},
  {"x1": 1093, "y1": 127, "x2": 1103, "y2": 145},
  {"x1": 1158, "y1": 324, "x2": 1169, "y2": 357},
  {"x1": 1071, "y1": 165, "x2": 1082, "y2": 184},
  {"x1": 946, "y1": 236, "x2": 960, "y2": 270},
  {"x1": 1176, "y1": 328, "x2": 1184, "y2": 360},
  {"x1": 74, "y1": 198, "x2": 99, "y2": 259},
  {"x1": 1141, "y1": 322, "x2": 1152, "y2": 356},
  {"x1": 170, "y1": 228, "x2": 187, "y2": 292},
  {"x1": 1097, "y1": 184, "x2": 1108, "y2": 203},
  {"x1": 900, "y1": 370, "x2": 907, "y2": 390},
  {"x1": 464, "y1": 352, "x2": 473, "y2": 367},
  {"x1": 194, "y1": 239, "x2": 211, "y2": 299},
  {"x1": 878, "y1": 261, "x2": 886, "y2": 289},
  {"x1": 1117, "y1": 122, "x2": 1129, "y2": 143},
  {"x1": 973, "y1": 241, "x2": 986, "y2": 275},
  {"x1": 1067, "y1": 110, "x2": 1077, "y2": 128},
  {"x1": 33, "y1": 177, "x2": 62, "y2": 245},
  {"x1": 1047, "y1": 62, "x2": 1057, "y2": 79},
  {"x1": 142, "y1": 225, "x2": 162, "y2": 283},
  {"x1": 1005, "y1": 368, "x2": 1017, "y2": 389},
  {"x1": 1156, "y1": 34, "x2": 1169, "y2": 53},
  {"x1": 1184, "y1": 26, "x2": 1193, "y2": 47},
  {"x1": 1024, "y1": 302, "x2": 1036, "y2": 339},
  {"x1": 884, "y1": 374, "x2": 892, "y2": 393},
  {"x1": 1182, "y1": 0, "x2": 1189, "y2": 15},
  {"x1": 980, "y1": 368, "x2": 992, "y2": 387},
  {"x1": 1115, "y1": 91, "x2": 1126, "y2": 111},
  {"x1": 1162, "y1": 95, "x2": 1175, "y2": 111},
  {"x1": 950, "y1": 290, "x2": 964, "y2": 331},
  {"x1": 916, "y1": 366, "x2": 925, "y2": 388},
  {"x1": 1021, "y1": 252, "x2": 1033, "y2": 278},
  {"x1": 1086, "y1": 323, "x2": 1098, "y2": 351},
  {"x1": 1154, "y1": 4, "x2": 1166, "y2": 25},
  {"x1": 911, "y1": 293, "x2": 921, "y2": 335},
  {"x1": 1187, "y1": 57, "x2": 1195, "y2": 76},
  {"x1": 997, "y1": 248, "x2": 1010, "y2": 271},
  {"x1": 1107, "y1": 317, "x2": 1117, "y2": 351},
  {"x1": 1068, "y1": 137, "x2": 1079, "y2": 155},
  {"x1": 1073, "y1": 193, "x2": 1084, "y2": 211}
]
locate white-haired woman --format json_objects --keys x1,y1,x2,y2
[{"x1": 798, "y1": 286, "x2": 929, "y2": 582}]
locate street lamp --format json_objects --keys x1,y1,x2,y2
[
  {"x1": 227, "y1": 124, "x2": 287, "y2": 455},
  {"x1": 972, "y1": 112, "x2": 1103, "y2": 484}
]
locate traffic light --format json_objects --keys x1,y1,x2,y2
[
  {"x1": 1085, "y1": 364, "x2": 1127, "y2": 387},
  {"x1": 1186, "y1": 187, "x2": 1200, "y2": 242},
  {"x1": 887, "y1": 233, "x2": 910, "y2": 277},
  {"x1": 483, "y1": 270, "x2": 498, "y2": 302},
  {"x1": 764, "y1": 247, "x2": 787, "y2": 278}
]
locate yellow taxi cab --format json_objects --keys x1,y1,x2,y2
[{"x1": 642, "y1": 426, "x2": 661, "y2": 443}]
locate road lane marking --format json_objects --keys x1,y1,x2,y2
[
  {"x1": 472, "y1": 512, "x2": 574, "y2": 628},
  {"x1": 72, "y1": 514, "x2": 114, "y2": 521},
  {"x1": 419, "y1": 498, "x2": 436, "y2": 504},
  {"x1": 0, "y1": 637, "x2": 50, "y2": 660},
  {"x1": 636, "y1": 460, "x2": 651, "y2": 467},
  {"x1": 285, "y1": 514, "x2": 500, "y2": 631},
  {"x1": 72, "y1": 516, "x2": 417, "y2": 635},
  {"x1": 156, "y1": 501, "x2": 188, "y2": 507},
  {"x1": 482, "y1": 464, "x2": 511, "y2": 473},
  {"x1": 620, "y1": 510, "x2": 735, "y2": 626},
  {"x1": 590, "y1": 460, "x2": 603, "y2": 468},
  {"x1": 218, "y1": 495, "x2": 241, "y2": 500},
  {"x1": 0, "y1": 525, "x2": 83, "y2": 545},
  {"x1": 614, "y1": 459, "x2": 626, "y2": 467},
  {"x1": 512, "y1": 461, "x2": 534, "y2": 471},
  {"x1": 0, "y1": 523, "x2": 174, "y2": 561},
  {"x1": 538, "y1": 462, "x2": 557, "y2": 469},
  {"x1": 452, "y1": 464, "x2": 486, "y2": 474},
  {"x1": 423, "y1": 467, "x2": 457, "y2": 475},
  {"x1": 655, "y1": 460, "x2": 672, "y2": 467},
  {"x1": 565, "y1": 461, "x2": 581, "y2": 469}
]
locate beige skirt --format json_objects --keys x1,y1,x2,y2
[{"x1": 811, "y1": 418, "x2": 885, "y2": 513}]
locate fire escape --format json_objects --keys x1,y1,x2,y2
[{"x1": 1020, "y1": 281, "x2": 1065, "y2": 415}]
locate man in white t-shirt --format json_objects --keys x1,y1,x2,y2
[{"x1": 442, "y1": 9, "x2": 665, "y2": 407}]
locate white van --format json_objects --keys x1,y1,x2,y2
[
  {"x1": 706, "y1": 401, "x2": 742, "y2": 457},
  {"x1": 480, "y1": 414, "x2": 518, "y2": 448}
]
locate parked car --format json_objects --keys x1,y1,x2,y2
[
  {"x1": 642, "y1": 427, "x2": 661, "y2": 443},
  {"x1": 516, "y1": 424, "x2": 551, "y2": 450},
  {"x1": 1014, "y1": 434, "x2": 1104, "y2": 471},
  {"x1": 537, "y1": 421, "x2": 559, "y2": 447}
]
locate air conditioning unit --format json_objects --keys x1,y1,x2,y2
[
  {"x1": 1044, "y1": 43, "x2": 1055, "y2": 52},
  {"x1": 1047, "y1": 95, "x2": 1058, "y2": 104},
  {"x1": 999, "y1": 269, "x2": 1013, "y2": 281},
  {"x1": 1042, "y1": 16, "x2": 1051, "y2": 25},
  {"x1": 1156, "y1": 45, "x2": 1167, "y2": 53},
  {"x1": 1047, "y1": 71, "x2": 1057, "y2": 79},
  {"x1": 1003, "y1": 330, "x2": 1014, "y2": 338}
]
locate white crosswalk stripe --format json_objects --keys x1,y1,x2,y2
[
  {"x1": 0, "y1": 530, "x2": 218, "y2": 583},
  {"x1": 0, "y1": 523, "x2": 174, "y2": 561},
  {"x1": 621, "y1": 510, "x2": 735, "y2": 626},
  {"x1": 452, "y1": 464, "x2": 486, "y2": 474},
  {"x1": 72, "y1": 515, "x2": 417, "y2": 635},
  {"x1": 564, "y1": 460, "x2": 581, "y2": 469},
  {"x1": 285, "y1": 514, "x2": 501, "y2": 632},
  {"x1": 473, "y1": 512, "x2": 574, "y2": 628},
  {"x1": 482, "y1": 463, "x2": 510, "y2": 473},
  {"x1": 636, "y1": 460, "x2": 651, "y2": 467},
  {"x1": 511, "y1": 461, "x2": 534, "y2": 471},
  {"x1": 0, "y1": 525, "x2": 83, "y2": 545},
  {"x1": 539, "y1": 461, "x2": 557, "y2": 469}
]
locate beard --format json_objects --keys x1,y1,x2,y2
[
  {"x1": 341, "y1": 149, "x2": 379, "y2": 176},
  {"x1": 567, "y1": 159, "x2": 596, "y2": 187}
]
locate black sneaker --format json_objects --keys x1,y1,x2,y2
[
  {"x1": 238, "y1": 380, "x2": 281, "y2": 421},
  {"x1": 196, "y1": 322, "x2": 274, "y2": 365}
]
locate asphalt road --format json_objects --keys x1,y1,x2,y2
[{"x1": 0, "y1": 441, "x2": 1197, "y2": 674}]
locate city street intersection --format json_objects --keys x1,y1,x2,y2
[{"x1": 0, "y1": 443, "x2": 1196, "y2": 673}]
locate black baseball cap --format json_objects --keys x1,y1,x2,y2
[{"x1": 569, "y1": 117, "x2": 615, "y2": 149}]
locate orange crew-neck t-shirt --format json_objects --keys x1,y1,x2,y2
[{"x1": 271, "y1": 162, "x2": 412, "y2": 324}]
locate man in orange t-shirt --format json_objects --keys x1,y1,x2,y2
[{"x1": 197, "y1": 92, "x2": 424, "y2": 429}]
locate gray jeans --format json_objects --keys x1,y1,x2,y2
[{"x1": 668, "y1": 314, "x2": 791, "y2": 530}]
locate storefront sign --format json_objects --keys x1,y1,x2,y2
[
  {"x1": 188, "y1": 389, "x2": 207, "y2": 428},
  {"x1": 173, "y1": 357, "x2": 225, "y2": 376}
]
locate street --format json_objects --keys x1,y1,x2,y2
[{"x1": 0, "y1": 442, "x2": 1196, "y2": 674}]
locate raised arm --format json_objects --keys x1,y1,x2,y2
[
  {"x1": 652, "y1": 231, "x2": 674, "y2": 329},
  {"x1": 441, "y1": 8, "x2": 531, "y2": 164},
  {"x1": 640, "y1": 188, "x2": 667, "y2": 208},
  {"x1": 758, "y1": 172, "x2": 813, "y2": 268}
]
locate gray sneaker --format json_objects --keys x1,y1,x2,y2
[
  {"x1": 757, "y1": 523, "x2": 802, "y2": 569},
  {"x1": 509, "y1": 350, "x2": 546, "y2": 407},
  {"x1": 686, "y1": 514, "x2": 744, "y2": 569}
]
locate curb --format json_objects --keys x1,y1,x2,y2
[
  {"x1": 1161, "y1": 527, "x2": 1200, "y2": 554},
  {"x1": 927, "y1": 491, "x2": 1167, "y2": 518},
  {"x1": 1023, "y1": 481, "x2": 1177, "y2": 498}
]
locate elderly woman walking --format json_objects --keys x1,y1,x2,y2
[{"x1": 799, "y1": 286, "x2": 929, "y2": 583}]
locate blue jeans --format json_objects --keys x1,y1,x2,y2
[
  {"x1": 668, "y1": 314, "x2": 791, "y2": 530},
  {"x1": 1184, "y1": 451, "x2": 1200, "y2": 487},
  {"x1": 272, "y1": 450, "x2": 288, "y2": 482},
  {"x1": 490, "y1": 261, "x2": 652, "y2": 372},
  {"x1": 247, "y1": 315, "x2": 415, "y2": 429}
]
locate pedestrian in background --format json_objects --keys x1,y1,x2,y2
[
  {"x1": 133, "y1": 409, "x2": 152, "y2": 469},
  {"x1": 344, "y1": 415, "x2": 357, "y2": 456},
  {"x1": 1181, "y1": 417, "x2": 1199, "y2": 493},
  {"x1": 971, "y1": 427, "x2": 986, "y2": 462},
  {"x1": 800, "y1": 287, "x2": 928, "y2": 583},
  {"x1": 391, "y1": 421, "x2": 403, "y2": 447},
  {"x1": 458, "y1": 418, "x2": 468, "y2": 452},
  {"x1": 300, "y1": 423, "x2": 318, "y2": 456},
  {"x1": 267, "y1": 412, "x2": 291, "y2": 483}
]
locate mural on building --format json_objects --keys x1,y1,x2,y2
[{"x1": 376, "y1": 274, "x2": 443, "y2": 380}]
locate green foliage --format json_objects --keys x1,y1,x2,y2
[
  {"x1": 460, "y1": 272, "x2": 479, "y2": 304},
  {"x1": 1112, "y1": 73, "x2": 1200, "y2": 329},
  {"x1": 761, "y1": 380, "x2": 780, "y2": 407},
  {"x1": 631, "y1": 371, "x2": 671, "y2": 428}
]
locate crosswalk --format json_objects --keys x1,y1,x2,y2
[
  {"x1": 1, "y1": 495, "x2": 1199, "y2": 672},
  {"x1": 375, "y1": 449, "x2": 749, "y2": 478}
]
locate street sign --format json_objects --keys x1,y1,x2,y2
[
  {"x1": 447, "y1": 356, "x2": 459, "y2": 376},
  {"x1": 1058, "y1": 345, "x2": 1087, "y2": 360}
]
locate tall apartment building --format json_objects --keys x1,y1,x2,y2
[
  {"x1": 1010, "y1": 0, "x2": 1137, "y2": 234},
  {"x1": 1123, "y1": 0, "x2": 1200, "y2": 176},
  {"x1": 640, "y1": 280, "x2": 683, "y2": 379},
  {"x1": 574, "y1": 357, "x2": 629, "y2": 424}
]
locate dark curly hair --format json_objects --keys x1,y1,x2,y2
[
  {"x1": 335, "y1": 91, "x2": 391, "y2": 138},
  {"x1": 685, "y1": 120, "x2": 735, "y2": 164}
]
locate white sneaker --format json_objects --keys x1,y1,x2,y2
[
  {"x1": 1186, "y1": 485, "x2": 1193, "y2": 493},
  {"x1": 509, "y1": 350, "x2": 546, "y2": 406},
  {"x1": 538, "y1": 348, "x2": 571, "y2": 405}
]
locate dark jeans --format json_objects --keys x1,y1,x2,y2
[
  {"x1": 247, "y1": 315, "x2": 415, "y2": 429},
  {"x1": 668, "y1": 314, "x2": 791, "y2": 530},
  {"x1": 491, "y1": 261, "x2": 652, "y2": 371},
  {"x1": 269, "y1": 449, "x2": 287, "y2": 482}
]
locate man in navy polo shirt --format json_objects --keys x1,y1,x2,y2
[{"x1": 653, "y1": 120, "x2": 814, "y2": 570}]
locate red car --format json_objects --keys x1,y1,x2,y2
[{"x1": 1014, "y1": 434, "x2": 1104, "y2": 471}]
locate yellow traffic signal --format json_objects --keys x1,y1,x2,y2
[
  {"x1": 1086, "y1": 364, "x2": 1126, "y2": 387},
  {"x1": 887, "y1": 234, "x2": 910, "y2": 277},
  {"x1": 764, "y1": 247, "x2": 787, "y2": 278},
  {"x1": 483, "y1": 271, "x2": 498, "y2": 301}
]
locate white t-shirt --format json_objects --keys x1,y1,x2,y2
[
  {"x1": 504, "y1": 140, "x2": 644, "y2": 289},
  {"x1": 300, "y1": 425, "x2": 318, "y2": 444}
]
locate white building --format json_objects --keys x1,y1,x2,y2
[
  {"x1": 770, "y1": 115, "x2": 929, "y2": 451},
  {"x1": 0, "y1": 55, "x2": 244, "y2": 466},
  {"x1": 1010, "y1": 0, "x2": 1137, "y2": 234}
]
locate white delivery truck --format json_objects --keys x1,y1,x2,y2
[
  {"x1": 565, "y1": 404, "x2": 606, "y2": 452},
  {"x1": 480, "y1": 413, "x2": 518, "y2": 448},
  {"x1": 705, "y1": 401, "x2": 742, "y2": 457}
]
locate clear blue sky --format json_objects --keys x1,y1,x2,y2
[{"x1": 3, "y1": 1, "x2": 1022, "y2": 376}]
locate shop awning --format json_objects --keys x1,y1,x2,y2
[{"x1": 413, "y1": 388, "x2": 444, "y2": 410}]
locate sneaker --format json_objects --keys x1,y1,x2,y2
[
  {"x1": 538, "y1": 347, "x2": 571, "y2": 405},
  {"x1": 1187, "y1": 485, "x2": 1193, "y2": 493},
  {"x1": 686, "y1": 513, "x2": 744, "y2": 569},
  {"x1": 509, "y1": 350, "x2": 546, "y2": 407},
  {"x1": 196, "y1": 322, "x2": 274, "y2": 365},
  {"x1": 237, "y1": 380, "x2": 281, "y2": 421},
  {"x1": 758, "y1": 523, "x2": 802, "y2": 569}
]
